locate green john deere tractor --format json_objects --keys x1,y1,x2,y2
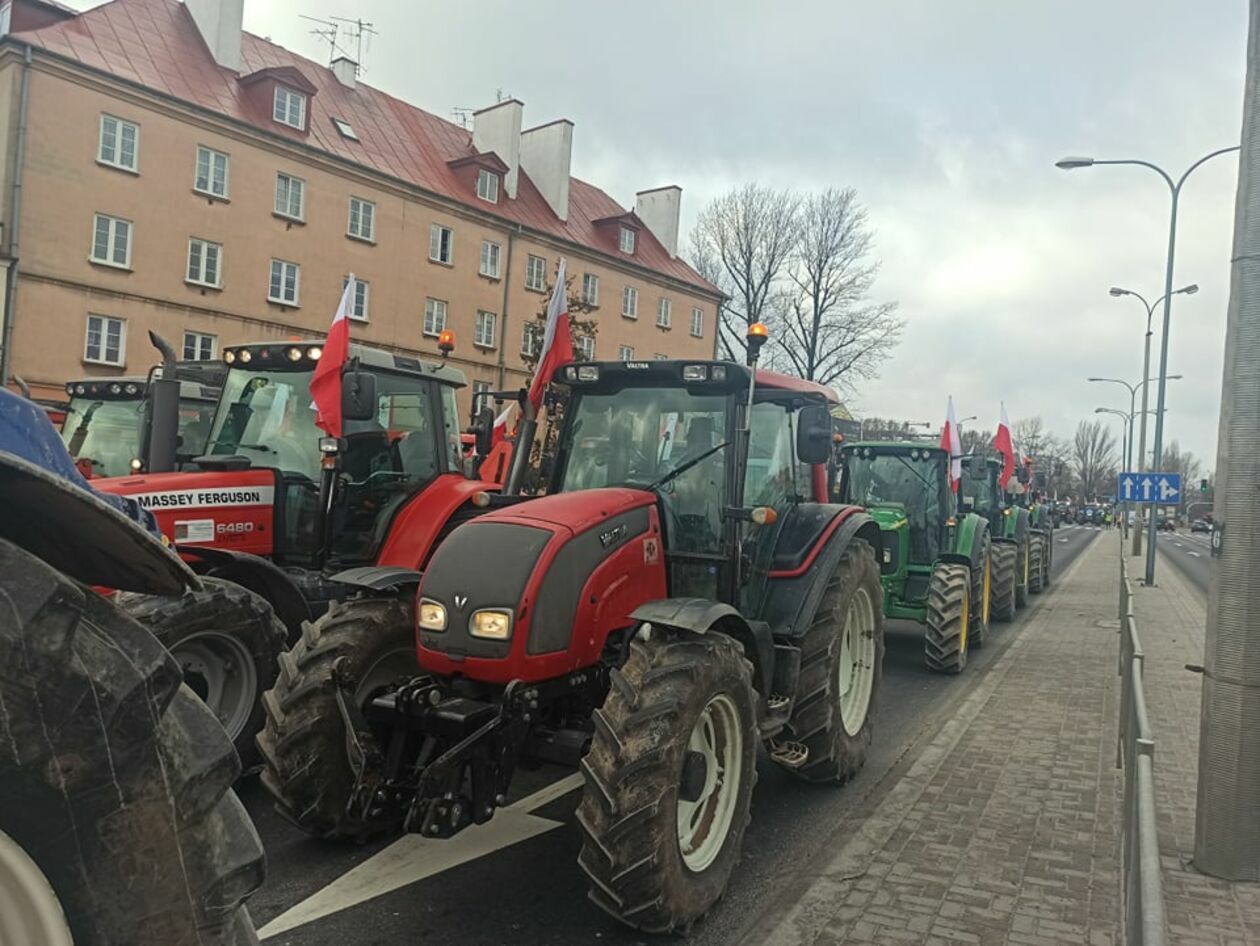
[
  {"x1": 959, "y1": 455, "x2": 1030, "y2": 622},
  {"x1": 841, "y1": 442, "x2": 991, "y2": 674},
  {"x1": 1019, "y1": 487, "x2": 1054, "y2": 594}
]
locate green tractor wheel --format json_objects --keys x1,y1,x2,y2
[
  {"x1": 924, "y1": 562, "x2": 970, "y2": 674},
  {"x1": 1015, "y1": 539, "x2": 1030, "y2": 609},
  {"x1": 969, "y1": 536, "x2": 991, "y2": 649},
  {"x1": 1029, "y1": 534, "x2": 1047, "y2": 594},
  {"x1": 990, "y1": 543, "x2": 1018, "y2": 622}
]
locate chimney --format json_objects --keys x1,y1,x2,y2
[
  {"x1": 520, "y1": 120, "x2": 574, "y2": 221},
  {"x1": 472, "y1": 99, "x2": 523, "y2": 199},
  {"x1": 185, "y1": 0, "x2": 244, "y2": 73},
  {"x1": 635, "y1": 186, "x2": 683, "y2": 258},
  {"x1": 331, "y1": 56, "x2": 357, "y2": 89}
]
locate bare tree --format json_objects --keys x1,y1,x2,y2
[
  {"x1": 1072, "y1": 420, "x2": 1118, "y2": 501},
  {"x1": 1158, "y1": 440, "x2": 1203, "y2": 484},
  {"x1": 773, "y1": 188, "x2": 902, "y2": 390},
  {"x1": 689, "y1": 184, "x2": 801, "y2": 361},
  {"x1": 1012, "y1": 416, "x2": 1046, "y2": 459}
]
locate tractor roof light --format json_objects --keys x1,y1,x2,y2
[
  {"x1": 129, "y1": 458, "x2": 143, "y2": 472},
  {"x1": 438, "y1": 329, "x2": 456, "y2": 355},
  {"x1": 75, "y1": 384, "x2": 86, "y2": 395},
  {"x1": 682, "y1": 365, "x2": 708, "y2": 381},
  {"x1": 223, "y1": 349, "x2": 236, "y2": 364},
  {"x1": 308, "y1": 346, "x2": 323, "y2": 361},
  {"x1": 287, "y1": 346, "x2": 304, "y2": 363},
  {"x1": 577, "y1": 365, "x2": 600, "y2": 382},
  {"x1": 711, "y1": 365, "x2": 727, "y2": 381},
  {"x1": 238, "y1": 349, "x2": 252, "y2": 364},
  {"x1": 109, "y1": 384, "x2": 122, "y2": 395},
  {"x1": 747, "y1": 322, "x2": 769, "y2": 340},
  {"x1": 124, "y1": 383, "x2": 139, "y2": 395}
]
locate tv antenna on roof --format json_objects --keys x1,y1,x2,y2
[{"x1": 299, "y1": 14, "x2": 378, "y2": 74}]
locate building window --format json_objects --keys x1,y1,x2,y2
[
  {"x1": 475, "y1": 310, "x2": 497, "y2": 348},
  {"x1": 622, "y1": 285, "x2": 638, "y2": 319},
  {"x1": 98, "y1": 114, "x2": 138, "y2": 172},
  {"x1": 479, "y1": 240, "x2": 502, "y2": 278},
  {"x1": 525, "y1": 254, "x2": 546, "y2": 291},
  {"x1": 273, "y1": 85, "x2": 307, "y2": 130},
  {"x1": 186, "y1": 238, "x2": 222, "y2": 288},
  {"x1": 275, "y1": 173, "x2": 304, "y2": 220},
  {"x1": 657, "y1": 297, "x2": 672, "y2": 328},
  {"x1": 90, "y1": 213, "x2": 132, "y2": 268},
  {"x1": 472, "y1": 380, "x2": 492, "y2": 409},
  {"x1": 424, "y1": 298, "x2": 448, "y2": 336},
  {"x1": 618, "y1": 344, "x2": 634, "y2": 361},
  {"x1": 268, "y1": 259, "x2": 300, "y2": 305},
  {"x1": 332, "y1": 116, "x2": 358, "y2": 140},
  {"x1": 476, "y1": 168, "x2": 499, "y2": 203},
  {"x1": 654, "y1": 353, "x2": 669, "y2": 361},
  {"x1": 619, "y1": 226, "x2": 635, "y2": 254},
  {"x1": 348, "y1": 196, "x2": 375, "y2": 241},
  {"x1": 84, "y1": 314, "x2": 125, "y2": 366},
  {"x1": 521, "y1": 322, "x2": 542, "y2": 357},
  {"x1": 429, "y1": 224, "x2": 453, "y2": 264},
  {"x1": 342, "y1": 276, "x2": 370, "y2": 321},
  {"x1": 194, "y1": 146, "x2": 229, "y2": 198},
  {"x1": 691, "y1": 306, "x2": 704, "y2": 337},
  {"x1": 577, "y1": 335, "x2": 595, "y2": 361},
  {"x1": 182, "y1": 331, "x2": 216, "y2": 361},
  {"x1": 582, "y1": 273, "x2": 599, "y2": 307}
]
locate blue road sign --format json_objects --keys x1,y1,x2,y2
[{"x1": 1117, "y1": 471, "x2": 1182, "y2": 504}]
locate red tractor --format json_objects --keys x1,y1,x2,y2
[
  {"x1": 94, "y1": 337, "x2": 500, "y2": 760},
  {"x1": 259, "y1": 328, "x2": 886, "y2": 932}
]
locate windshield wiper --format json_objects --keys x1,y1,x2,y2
[
  {"x1": 647, "y1": 441, "x2": 728, "y2": 492},
  {"x1": 235, "y1": 443, "x2": 275, "y2": 454}
]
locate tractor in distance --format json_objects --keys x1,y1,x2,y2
[
  {"x1": 958, "y1": 454, "x2": 1033, "y2": 621},
  {"x1": 259, "y1": 326, "x2": 888, "y2": 933},
  {"x1": 93, "y1": 334, "x2": 501, "y2": 761},
  {"x1": 1004, "y1": 472, "x2": 1052, "y2": 595},
  {"x1": 839, "y1": 441, "x2": 992, "y2": 673}
]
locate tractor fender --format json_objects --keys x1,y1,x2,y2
[
  {"x1": 329, "y1": 565, "x2": 423, "y2": 593},
  {"x1": 180, "y1": 546, "x2": 311, "y2": 635},
  {"x1": 946, "y1": 513, "x2": 988, "y2": 564},
  {"x1": 630, "y1": 598, "x2": 775, "y2": 698}
]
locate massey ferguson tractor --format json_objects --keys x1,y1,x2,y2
[
  {"x1": 94, "y1": 336, "x2": 500, "y2": 761},
  {"x1": 959, "y1": 454, "x2": 1032, "y2": 621},
  {"x1": 0, "y1": 387, "x2": 264, "y2": 945},
  {"x1": 259, "y1": 328, "x2": 887, "y2": 932},
  {"x1": 839, "y1": 441, "x2": 992, "y2": 673}
]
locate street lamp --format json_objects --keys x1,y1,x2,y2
[
  {"x1": 1087, "y1": 374, "x2": 1183, "y2": 474},
  {"x1": 1095, "y1": 407, "x2": 1133, "y2": 486},
  {"x1": 1058, "y1": 145, "x2": 1239, "y2": 584}
]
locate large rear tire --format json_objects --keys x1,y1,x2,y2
[
  {"x1": 782, "y1": 538, "x2": 884, "y2": 783},
  {"x1": 0, "y1": 538, "x2": 263, "y2": 946},
  {"x1": 924, "y1": 562, "x2": 970, "y2": 674},
  {"x1": 120, "y1": 577, "x2": 285, "y2": 767},
  {"x1": 1029, "y1": 534, "x2": 1046, "y2": 594},
  {"x1": 257, "y1": 595, "x2": 418, "y2": 841},
  {"x1": 990, "y1": 542, "x2": 1018, "y2": 622},
  {"x1": 1015, "y1": 538, "x2": 1030, "y2": 609},
  {"x1": 577, "y1": 630, "x2": 757, "y2": 933},
  {"x1": 969, "y1": 534, "x2": 992, "y2": 649}
]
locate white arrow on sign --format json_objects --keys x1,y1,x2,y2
[
  {"x1": 1122, "y1": 477, "x2": 1134, "y2": 500},
  {"x1": 1159, "y1": 477, "x2": 1180, "y2": 501},
  {"x1": 1141, "y1": 477, "x2": 1153, "y2": 501}
]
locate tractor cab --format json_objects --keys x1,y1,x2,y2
[{"x1": 841, "y1": 442, "x2": 953, "y2": 572}]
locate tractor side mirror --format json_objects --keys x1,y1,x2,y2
[
  {"x1": 473, "y1": 405, "x2": 494, "y2": 457},
  {"x1": 796, "y1": 404, "x2": 832, "y2": 466},
  {"x1": 341, "y1": 368, "x2": 377, "y2": 422}
]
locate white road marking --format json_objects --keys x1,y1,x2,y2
[
  {"x1": 259, "y1": 774, "x2": 585, "y2": 939},
  {"x1": 1175, "y1": 542, "x2": 1184, "y2": 548},
  {"x1": 1188, "y1": 551, "x2": 1202, "y2": 558}
]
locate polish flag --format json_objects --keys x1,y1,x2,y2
[
  {"x1": 526, "y1": 257, "x2": 574, "y2": 412},
  {"x1": 309, "y1": 273, "x2": 354, "y2": 437},
  {"x1": 940, "y1": 396, "x2": 963, "y2": 492},
  {"x1": 994, "y1": 402, "x2": 1016, "y2": 488}
]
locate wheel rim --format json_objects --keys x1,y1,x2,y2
[
  {"x1": 677, "y1": 694, "x2": 743, "y2": 873},
  {"x1": 982, "y1": 554, "x2": 992, "y2": 625},
  {"x1": 0, "y1": 828, "x2": 74, "y2": 946},
  {"x1": 173, "y1": 632, "x2": 258, "y2": 741},
  {"x1": 838, "y1": 586, "x2": 877, "y2": 737},
  {"x1": 959, "y1": 583, "x2": 969, "y2": 654},
  {"x1": 1023, "y1": 545, "x2": 1030, "y2": 585}
]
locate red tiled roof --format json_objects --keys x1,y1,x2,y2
[{"x1": 13, "y1": 0, "x2": 719, "y2": 296}]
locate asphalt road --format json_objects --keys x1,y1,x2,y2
[
  {"x1": 1153, "y1": 528, "x2": 1213, "y2": 595},
  {"x1": 241, "y1": 524, "x2": 1100, "y2": 946}
]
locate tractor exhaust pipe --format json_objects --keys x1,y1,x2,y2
[
  {"x1": 502, "y1": 390, "x2": 534, "y2": 496},
  {"x1": 12, "y1": 375, "x2": 30, "y2": 399},
  {"x1": 146, "y1": 331, "x2": 180, "y2": 473}
]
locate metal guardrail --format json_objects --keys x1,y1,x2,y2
[{"x1": 1117, "y1": 539, "x2": 1168, "y2": 946}]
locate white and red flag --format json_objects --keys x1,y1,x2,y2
[
  {"x1": 940, "y1": 396, "x2": 963, "y2": 492},
  {"x1": 994, "y1": 402, "x2": 1016, "y2": 488},
  {"x1": 309, "y1": 273, "x2": 355, "y2": 437}
]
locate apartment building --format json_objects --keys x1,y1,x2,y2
[{"x1": 0, "y1": 0, "x2": 722, "y2": 416}]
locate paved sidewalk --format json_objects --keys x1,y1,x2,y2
[{"x1": 746, "y1": 531, "x2": 1122, "y2": 946}]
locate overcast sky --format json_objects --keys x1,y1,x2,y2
[{"x1": 73, "y1": 1, "x2": 1248, "y2": 468}]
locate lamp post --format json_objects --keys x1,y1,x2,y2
[
  {"x1": 1058, "y1": 147, "x2": 1239, "y2": 584},
  {"x1": 1088, "y1": 374, "x2": 1183, "y2": 478}
]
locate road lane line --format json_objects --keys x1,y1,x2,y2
[
  {"x1": 507, "y1": 771, "x2": 584, "y2": 812},
  {"x1": 1188, "y1": 551, "x2": 1201, "y2": 558}
]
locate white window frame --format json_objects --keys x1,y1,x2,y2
[
  {"x1": 343, "y1": 276, "x2": 370, "y2": 322},
  {"x1": 275, "y1": 173, "x2": 305, "y2": 221},
  {"x1": 475, "y1": 310, "x2": 498, "y2": 349},
  {"x1": 186, "y1": 237, "x2": 222, "y2": 288},
  {"x1": 582, "y1": 272, "x2": 599, "y2": 307},
  {"x1": 347, "y1": 196, "x2": 376, "y2": 242},
  {"x1": 657, "y1": 297, "x2": 672, "y2": 328},
  {"x1": 619, "y1": 226, "x2": 635, "y2": 254},
  {"x1": 429, "y1": 224, "x2": 454, "y2": 264},
  {"x1": 476, "y1": 168, "x2": 500, "y2": 203},
  {"x1": 194, "y1": 145, "x2": 229, "y2": 199},
  {"x1": 521, "y1": 322, "x2": 542, "y2": 357},
  {"x1": 182, "y1": 330, "x2": 217, "y2": 361},
  {"x1": 90, "y1": 213, "x2": 132, "y2": 269},
  {"x1": 98, "y1": 114, "x2": 138, "y2": 172},
  {"x1": 525, "y1": 254, "x2": 546, "y2": 291},
  {"x1": 618, "y1": 344, "x2": 634, "y2": 361},
  {"x1": 273, "y1": 85, "x2": 307, "y2": 130},
  {"x1": 424, "y1": 298, "x2": 448, "y2": 337},
  {"x1": 84, "y1": 314, "x2": 126, "y2": 366},
  {"x1": 622, "y1": 285, "x2": 638, "y2": 319},
  {"x1": 577, "y1": 335, "x2": 595, "y2": 361},
  {"x1": 268, "y1": 258, "x2": 301, "y2": 306},
  {"x1": 479, "y1": 240, "x2": 502, "y2": 279},
  {"x1": 691, "y1": 306, "x2": 704, "y2": 337},
  {"x1": 332, "y1": 116, "x2": 358, "y2": 140}
]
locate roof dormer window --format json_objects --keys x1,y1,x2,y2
[
  {"x1": 476, "y1": 168, "x2": 499, "y2": 203},
  {"x1": 619, "y1": 226, "x2": 636, "y2": 254},
  {"x1": 273, "y1": 85, "x2": 307, "y2": 130}
]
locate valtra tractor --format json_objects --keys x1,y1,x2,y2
[
  {"x1": 94, "y1": 334, "x2": 501, "y2": 760},
  {"x1": 959, "y1": 454, "x2": 1032, "y2": 621},
  {"x1": 259, "y1": 326, "x2": 887, "y2": 932},
  {"x1": 839, "y1": 441, "x2": 992, "y2": 673}
]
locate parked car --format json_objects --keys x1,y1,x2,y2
[
  {"x1": 1192, "y1": 518, "x2": 1211, "y2": 533},
  {"x1": 1157, "y1": 515, "x2": 1176, "y2": 532}
]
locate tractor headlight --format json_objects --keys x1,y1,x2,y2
[
  {"x1": 577, "y1": 365, "x2": 599, "y2": 382},
  {"x1": 682, "y1": 364, "x2": 708, "y2": 381},
  {"x1": 417, "y1": 598, "x2": 447, "y2": 631},
  {"x1": 470, "y1": 609, "x2": 512, "y2": 640}
]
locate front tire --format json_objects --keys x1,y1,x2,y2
[
  {"x1": 990, "y1": 543, "x2": 1018, "y2": 622},
  {"x1": 577, "y1": 631, "x2": 757, "y2": 933},
  {"x1": 969, "y1": 535, "x2": 992, "y2": 649},
  {"x1": 924, "y1": 562, "x2": 970, "y2": 674},
  {"x1": 1015, "y1": 538, "x2": 1030, "y2": 609},
  {"x1": 1029, "y1": 534, "x2": 1046, "y2": 594}
]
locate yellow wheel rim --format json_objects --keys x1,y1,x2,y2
[
  {"x1": 959, "y1": 584, "x2": 969, "y2": 654},
  {"x1": 982, "y1": 555, "x2": 991, "y2": 625},
  {"x1": 1023, "y1": 545, "x2": 1030, "y2": 585}
]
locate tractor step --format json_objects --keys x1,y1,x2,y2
[
  {"x1": 759, "y1": 694, "x2": 793, "y2": 737},
  {"x1": 768, "y1": 739, "x2": 809, "y2": 768}
]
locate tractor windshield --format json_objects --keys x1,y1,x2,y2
[
  {"x1": 960, "y1": 459, "x2": 996, "y2": 515},
  {"x1": 847, "y1": 451, "x2": 948, "y2": 562},
  {"x1": 206, "y1": 368, "x2": 324, "y2": 479},
  {"x1": 61, "y1": 396, "x2": 144, "y2": 477}
]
